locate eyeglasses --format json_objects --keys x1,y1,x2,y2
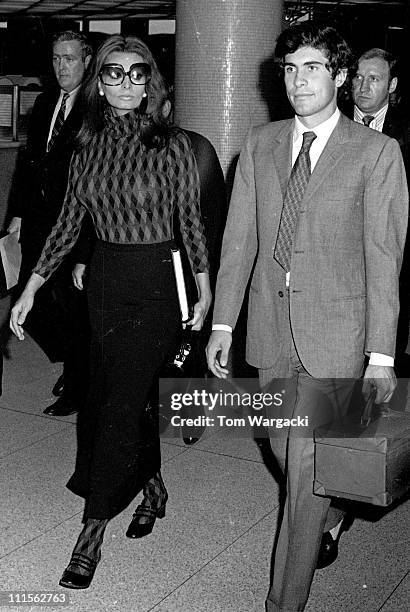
[{"x1": 99, "y1": 63, "x2": 151, "y2": 86}]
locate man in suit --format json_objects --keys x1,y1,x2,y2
[
  {"x1": 206, "y1": 23, "x2": 408, "y2": 611},
  {"x1": 8, "y1": 30, "x2": 93, "y2": 416},
  {"x1": 351, "y1": 47, "x2": 409, "y2": 167},
  {"x1": 350, "y1": 47, "x2": 410, "y2": 373}
]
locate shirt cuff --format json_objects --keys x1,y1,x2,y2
[
  {"x1": 212, "y1": 324, "x2": 233, "y2": 333},
  {"x1": 369, "y1": 352, "x2": 394, "y2": 367}
]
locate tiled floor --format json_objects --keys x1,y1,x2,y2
[{"x1": 0, "y1": 326, "x2": 409, "y2": 611}]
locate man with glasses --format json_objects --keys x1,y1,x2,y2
[{"x1": 8, "y1": 31, "x2": 93, "y2": 416}]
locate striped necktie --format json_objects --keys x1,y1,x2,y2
[
  {"x1": 362, "y1": 115, "x2": 374, "y2": 127},
  {"x1": 274, "y1": 131, "x2": 317, "y2": 272},
  {"x1": 47, "y1": 92, "x2": 69, "y2": 152}
]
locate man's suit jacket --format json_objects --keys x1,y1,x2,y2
[
  {"x1": 13, "y1": 88, "x2": 91, "y2": 280},
  {"x1": 10, "y1": 88, "x2": 92, "y2": 363},
  {"x1": 212, "y1": 113, "x2": 408, "y2": 378},
  {"x1": 383, "y1": 106, "x2": 410, "y2": 174}
]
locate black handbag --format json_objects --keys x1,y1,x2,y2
[{"x1": 155, "y1": 248, "x2": 207, "y2": 442}]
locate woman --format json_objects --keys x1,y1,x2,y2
[{"x1": 10, "y1": 34, "x2": 211, "y2": 589}]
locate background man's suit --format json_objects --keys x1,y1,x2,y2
[
  {"x1": 212, "y1": 112, "x2": 408, "y2": 609},
  {"x1": 382, "y1": 106, "x2": 410, "y2": 173},
  {"x1": 345, "y1": 104, "x2": 410, "y2": 174},
  {"x1": 12, "y1": 88, "x2": 91, "y2": 407}
]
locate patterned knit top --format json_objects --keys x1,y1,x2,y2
[{"x1": 34, "y1": 108, "x2": 209, "y2": 280}]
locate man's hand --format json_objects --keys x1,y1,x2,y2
[
  {"x1": 363, "y1": 364, "x2": 397, "y2": 404},
  {"x1": 7, "y1": 216, "x2": 22, "y2": 240},
  {"x1": 206, "y1": 330, "x2": 232, "y2": 378},
  {"x1": 72, "y1": 263, "x2": 86, "y2": 290}
]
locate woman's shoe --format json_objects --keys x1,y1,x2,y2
[
  {"x1": 59, "y1": 553, "x2": 99, "y2": 589},
  {"x1": 126, "y1": 472, "x2": 168, "y2": 539},
  {"x1": 126, "y1": 502, "x2": 166, "y2": 538}
]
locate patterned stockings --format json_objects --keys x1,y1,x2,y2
[{"x1": 66, "y1": 518, "x2": 108, "y2": 576}]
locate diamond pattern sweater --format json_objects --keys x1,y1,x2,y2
[{"x1": 34, "y1": 109, "x2": 209, "y2": 280}]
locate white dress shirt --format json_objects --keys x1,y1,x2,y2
[
  {"x1": 353, "y1": 103, "x2": 389, "y2": 132},
  {"x1": 213, "y1": 109, "x2": 394, "y2": 367},
  {"x1": 46, "y1": 85, "x2": 80, "y2": 148}
]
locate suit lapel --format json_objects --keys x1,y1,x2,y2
[
  {"x1": 271, "y1": 121, "x2": 293, "y2": 198},
  {"x1": 382, "y1": 105, "x2": 397, "y2": 138},
  {"x1": 40, "y1": 94, "x2": 59, "y2": 153},
  {"x1": 302, "y1": 114, "x2": 350, "y2": 204}
]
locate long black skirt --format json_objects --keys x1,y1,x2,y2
[{"x1": 67, "y1": 240, "x2": 181, "y2": 519}]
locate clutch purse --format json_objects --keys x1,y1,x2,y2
[
  {"x1": 163, "y1": 248, "x2": 201, "y2": 377},
  {"x1": 157, "y1": 248, "x2": 207, "y2": 443}
]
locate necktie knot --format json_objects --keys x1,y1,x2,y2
[
  {"x1": 61, "y1": 92, "x2": 69, "y2": 110},
  {"x1": 362, "y1": 115, "x2": 374, "y2": 127},
  {"x1": 301, "y1": 131, "x2": 317, "y2": 152}
]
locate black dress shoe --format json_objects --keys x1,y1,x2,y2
[
  {"x1": 316, "y1": 531, "x2": 339, "y2": 569},
  {"x1": 59, "y1": 554, "x2": 98, "y2": 589},
  {"x1": 126, "y1": 503, "x2": 166, "y2": 538},
  {"x1": 43, "y1": 397, "x2": 78, "y2": 416},
  {"x1": 52, "y1": 374, "x2": 64, "y2": 397},
  {"x1": 317, "y1": 514, "x2": 354, "y2": 570}
]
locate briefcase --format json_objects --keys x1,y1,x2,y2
[{"x1": 314, "y1": 389, "x2": 410, "y2": 506}]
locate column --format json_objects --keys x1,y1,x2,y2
[{"x1": 174, "y1": 0, "x2": 283, "y2": 177}]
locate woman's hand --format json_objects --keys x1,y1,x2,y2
[
  {"x1": 190, "y1": 294, "x2": 212, "y2": 331},
  {"x1": 10, "y1": 291, "x2": 34, "y2": 340},
  {"x1": 189, "y1": 272, "x2": 212, "y2": 331},
  {"x1": 10, "y1": 273, "x2": 45, "y2": 340},
  {"x1": 72, "y1": 263, "x2": 87, "y2": 290}
]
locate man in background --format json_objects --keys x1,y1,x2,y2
[{"x1": 8, "y1": 31, "x2": 93, "y2": 416}]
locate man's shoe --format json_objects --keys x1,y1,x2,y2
[
  {"x1": 317, "y1": 514, "x2": 353, "y2": 570},
  {"x1": 316, "y1": 531, "x2": 339, "y2": 569},
  {"x1": 43, "y1": 397, "x2": 78, "y2": 416},
  {"x1": 52, "y1": 374, "x2": 64, "y2": 397}
]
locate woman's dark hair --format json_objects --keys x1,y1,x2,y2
[
  {"x1": 275, "y1": 22, "x2": 354, "y2": 79},
  {"x1": 76, "y1": 34, "x2": 172, "y2": 149}
]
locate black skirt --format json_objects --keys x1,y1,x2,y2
[{"x1": 67, "y1": 240, "x2": 181, "y2": 519}]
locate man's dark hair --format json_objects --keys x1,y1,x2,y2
[
  {"x1": 357, "y1": 48, "x2": 398, "y2": 82},
  {"x1": 275, "y1": 22, "x2": 353, "y2": 79},
  {"x1": 52, "y1": 30, "x2": 93, "y2": 59}
]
